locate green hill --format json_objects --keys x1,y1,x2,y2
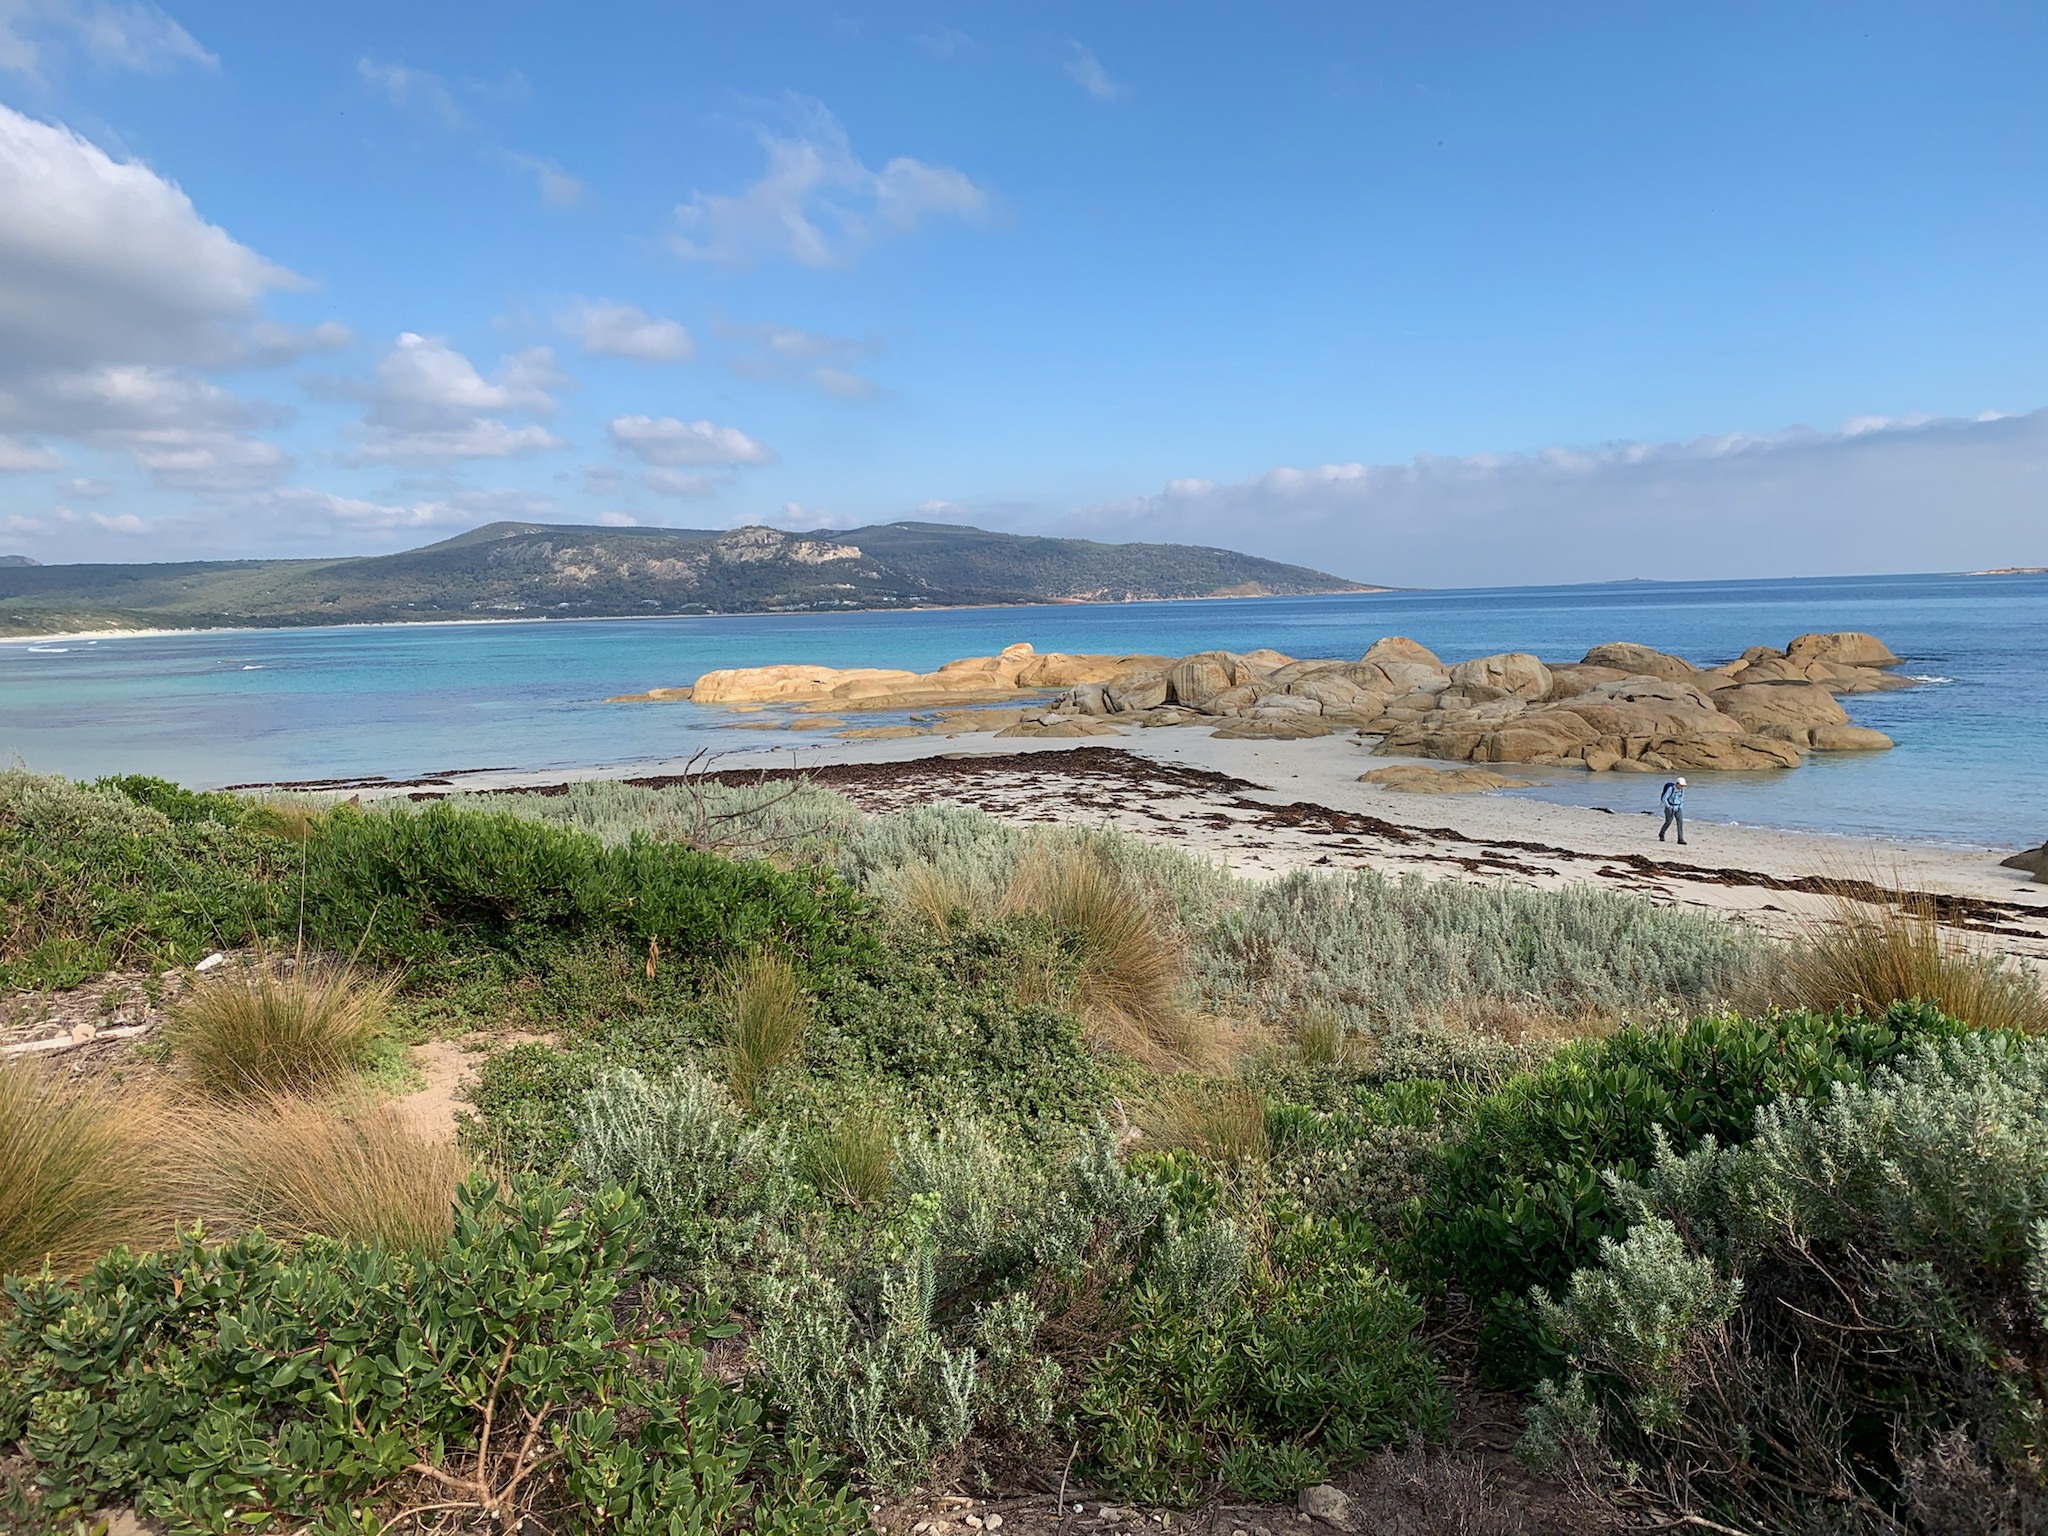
[{"x1": 0, "y1": 520, "x2": 1379, "y2": 636}]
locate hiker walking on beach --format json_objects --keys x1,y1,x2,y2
[{"x1": 1659, "y1": 776, "x2": 1687, "y2": 845}]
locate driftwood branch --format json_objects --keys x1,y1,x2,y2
[{"x1": 0, "y1": 1022, "x2": 157, "y2": 1059}]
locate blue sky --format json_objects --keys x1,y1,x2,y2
[{"x1": 1, "y1": 1, "x2": 2042, "y2": 583}]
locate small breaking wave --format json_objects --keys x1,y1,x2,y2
[{"x1": 1905, "y1": 674, "x2": 1955, "y2": 684}]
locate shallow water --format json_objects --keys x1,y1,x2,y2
[{"x1": 2, "y1": 571, "x2": 2042, "y2": 849}]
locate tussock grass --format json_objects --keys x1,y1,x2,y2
[
  {"x1": 168, "y1": 959, "x2": 394, "y2": 1100},
  {"x1": 1433, "y1": 995, "x2": 1621, "y2": 1046},
  {"x1": 0, "y1": 1061, "x2": 174, "y2": 1277},
  {"x1": 809, "y1": 1107, "x2": 897, "y2": 1208},
  {"x1": 1139, "y1": 1079, "x2": 1269, "y2": 1166},
  {"x1": 1003, "y1": 844, "x2": 1206, "y2": 1069},
  {"x1": 726, "y1": 951, "x2": 812, "y2": 1105},
  {"x1": 1294, "y1": 1009, "x2": 1360, "y2": 1069},
  {"x1": 189, "y1": 1093, "x2": 473, "y2": 1249},
  {"x1": 1778, "y1": 887, "x2": 2048, "y2": 1033},
  {"x1": 884, "y1": 860, "x2": 980, "y2": 937},
  {"x1": 243, "y1": 796, "x2": 329, "y2": 842}
]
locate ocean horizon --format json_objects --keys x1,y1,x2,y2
[{"x1": 4, "y1": 568, "x2": 2042, "y2": 852}]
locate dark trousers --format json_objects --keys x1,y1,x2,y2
[{"x1": 1660, "y1": 807, "x2": 1685, "y2": 843}]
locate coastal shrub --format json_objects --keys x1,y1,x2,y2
[
  {"x1": 461, "y1": 925, "x2": 1114, "y2": 1179},
  {"x1": 0, "y1": 1182, "x2": 864, "y2": 1535},
  {"x1": 727, "y1": 949, "x2": 814, "y2": 1105},
  {"x1": 803, "y1": 925, "x2": 1113, "y2": 1134},
  {"x1": 750, "y1": 1125, "x2": 1232, "y2": 1491},
  {"x1": 460, "y1": 1039, "x2": 600, "y2": 1171},
  {"x1": 188, "y1": 1092, "x2": 473, "y2": 1250},
  {"x1": 1079, "y1": 1215, "x2": 1448, "y2": 1504},
  {"x1": 449, "y1": 775, "x2": 865, "y2": 858},
  {"x1": 0, "y1": 769, "x2": 286, "y2": 988},
  {"x1": 1196, "y1": 868, "x2": 1760, "y2": 1032},
  {"x1": 1410, "y1": 1002, "x2": 1963, "y2": 1385},
  {"x1": 1777, "y1": 886, "x2": 2048, "y2": 1033},
  {"x1": 570, "y1": 1067, "x2": 803, "y2": 1283},
  {"x1": 167, "y1": 958, "x2": 395, "y2": 1100},
  {"x1": 0, "y1": 1062, "x2": 174, "y2": 1278},
  {"x1": 1264, "y1": 1077, "x2": 1470, "y2": 1234},
  {"x1": 755, "y1": 1253, "x2": 987, "y2": 1492},
  {"x1": 1526, "y1": 1031, "x2": 2048, "y2": 1533},
  {"x1": 299, "y1": 799, "x2": 859, "y2": 971},
  {"x1": 835, "y1": 801, "x2": 1028, "y2": 906}
]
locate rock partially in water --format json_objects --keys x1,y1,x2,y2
[
  {"x1": 1360, "y1": 764, "x2": 1532, "y2": 793},
  {"x1": 2000, "y1": 842, "x2": 2048, "y2": 882}
]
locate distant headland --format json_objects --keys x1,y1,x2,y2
[{"x1": 0, "y1": 521, "x2": 1379, "y2": 638}]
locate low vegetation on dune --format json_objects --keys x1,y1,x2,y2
[
  {"x1": 167, "y1": 959, "x2": 396, "y2": 1100},
  {"x1": 3, "y1": 765, "x2": 2046, "y2": 1534},
  {"x1": 0, "y1": 1062, "x2": 175, "y2": 1277}
]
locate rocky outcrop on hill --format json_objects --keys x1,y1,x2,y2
[{"x1": 621, "y1": 629, "x2": 1909, "y2": 773}]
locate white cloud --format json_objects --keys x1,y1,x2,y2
[
  {"x1": 1061, "y1": 410, "x2": 2048, "y2": 586},
  {"x1": 60, "y1": 474, "x2": 111, "y2": 495},
  {"x1": 348, "y1": 333, "x2": 569, "y2": 464},
  {"x1": 716, "y1": 317, "x2": 881, "y2": 394},
  {"x1": 912, "y1": 27, "x2": 973, "y2": 58},
  {"x1": 563, "y1": 299, "x2": 693, "y2": 362},
  {"x1": 500, "y1": 150, "x2": 584, "y2": 208},
  {"x1": 0, "y1": 104, "x2": 297, "y2": 375},
  {"x1": 670, "y1": 97, "x2": 989, "y2": 268},
  {"x1": 358, "y1": 56, "x2": 585, "y2": 209},
  {"x1": 0, "y1": 103, "x2": 310, "y2": 490},
  {"x1": 642, "y1": 468, "x2": 722, "y2": 498},
  {"x1": 356, "y1": 56, "x2": 465, "y2": 127},
  {"x1": 1064, "y1": 42, "x2": 1123, "y2": 101},
  {"x1": 6, "y1": 488, "x2": 484, "y2": 556},
  {"x1": 0, "y1": 434, "x2": 62, "y2": 470},
  {"x1": 123, "y1": 429, "x2": 289, "y2": 491},
  {"x1": 758, "y1": 500, "x2": 861, "y2": 530},
  {"x1": 0, "y1": 0, "x2": 214, "y2": 78},
  {"x1": 0, "y1": 364, "x2": 291, "y2": 490},
  {"x1": 608, "y1": 414, "x2": 773, "y2": 468},
  {"x1": 812, "y1": 366, "x2": 877, "y2": 398}
]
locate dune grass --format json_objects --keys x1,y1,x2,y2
[
  {"x1": 1294, "y1": 1009, "x2": 1361, "y2": 1069},
  {"x1": 1003, "y1": 843, "x2": 1212, "y2": 1070},
  {"x1": 809, "y1": 1106, "x2": 898, "y2": 1208},
  {"x1": 726, "y1": 950, "x2": 813, "y2": 1106},
  {"x1": 189, "y1": 1093, "x2": 474, "y2": 1249},
  {"x1": 167, "y1": 959, "x2": 395, "y2": 1100},
  {"x1": 883, "y1": 859, "x2": 980, "y2": 937},
  {"x1": 1139, "y1": 1079, "x2": 1269, "y2": 1166},
  {"x1": 0, "y1": 1061, "x2": 174, "y2": 1277},
  {"x1": 1778, "y1": 887, "x2": 2048, "y2": 1033}
]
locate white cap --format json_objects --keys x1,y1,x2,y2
[{"x1": 1676, "y1": 777, "x2": 1687, "y2": 785}]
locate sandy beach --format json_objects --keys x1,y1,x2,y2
[{"x1": 296, "y1": 728, "x2": 2048, "y2": 973}]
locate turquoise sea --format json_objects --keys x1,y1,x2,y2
[{"x1": 2, "y1": 572, "x2": 2042, "y2": 850}]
